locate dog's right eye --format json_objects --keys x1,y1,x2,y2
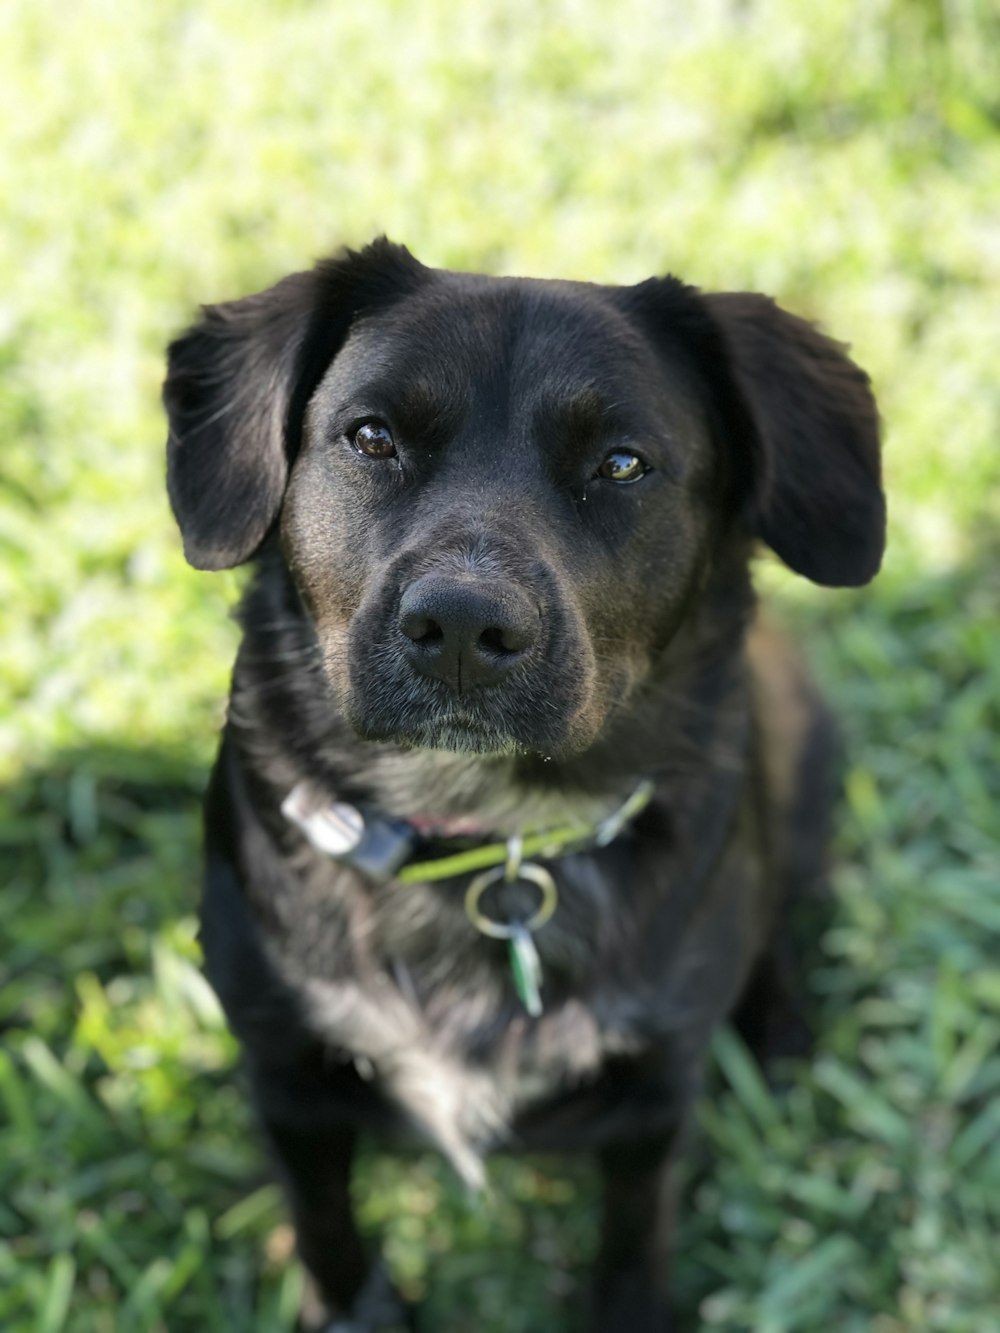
[
  {"x1": 352, "y1": 421, "x2": 397, "y2": 460},
  {"x1": 595, "y1": 449, "x2": 649, "y2": 483}
]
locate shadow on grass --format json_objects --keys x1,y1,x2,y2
[{"x1": 1, "y1": 748, "x2": 596, "y2": 1332}]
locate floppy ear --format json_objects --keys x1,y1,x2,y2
[
  {"x1": 702, "y1": 292, "x2": 885, "y2": 587},
  {"x1": 164, "y1": 239, "x2": 424, "y2": 570}
]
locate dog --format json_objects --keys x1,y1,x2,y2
[{"x1": 163, "y1": 238, "x2": 884, "y2": 1332}]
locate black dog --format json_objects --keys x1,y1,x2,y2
[{"x1": 163, "y1": 239, "x2": 884, "y2": 1332}]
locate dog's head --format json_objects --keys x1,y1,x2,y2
[{"x1": 165, "y1": 239, "x2": 884, "y2": 757}]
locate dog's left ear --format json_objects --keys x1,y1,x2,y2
[
  {"x1": 702, "y1": 292, "x2": 885, "y2": 587},
  {"x1": 164, "y1": 270, "x2": 323, "y2": 570},
  {"x1": 164, "y1": 239, "x2": 425, "y2": 570}
]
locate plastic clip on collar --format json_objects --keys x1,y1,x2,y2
[{"x1": 280, "y1": 783, "x2": 419, "y2": 883}]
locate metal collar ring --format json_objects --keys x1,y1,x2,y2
[{"x1": 464, "y1": 861, "x2": 558, "y2": 939}]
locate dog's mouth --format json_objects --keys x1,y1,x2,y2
[{"x1": 337, "y1": 641, "x2": 599, "y2": 757}]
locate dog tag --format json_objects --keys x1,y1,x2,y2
[{"x1": 508, "y1": 923, "x2": 543, "y2": 1018}]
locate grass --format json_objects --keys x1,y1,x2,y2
[{"x1": 2, "y1": 0, "x2": 999, "y2": 1328}]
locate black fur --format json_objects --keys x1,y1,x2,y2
[{"x1": 163, "y1": 239, "x2": 884, "y2": 1331}]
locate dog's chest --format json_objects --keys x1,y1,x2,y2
[
  {"x1": 300, "y1": 957, "x2": 645, "y2": 1184},
  {"x1": 283, "y1": 851, "x2": 648, "y2": 1182}
]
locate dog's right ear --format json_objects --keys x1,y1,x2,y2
[
  {"x1": 628, "y1": 277, "x2": 884, "y2": 587},
  {"x1": 700, "y1": 291, "x2": 885, "y2": 587},
  {"x1": 164, "y1": 239, "x2": 425, "y2": 570}
]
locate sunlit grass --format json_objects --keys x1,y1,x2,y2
[{"x1": 2, "y1": 0, "x2": 999, "y2": 1328}]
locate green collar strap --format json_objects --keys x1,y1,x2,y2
[{"x1": 281, "y1": 778, "x2": 656, "y2": 886}]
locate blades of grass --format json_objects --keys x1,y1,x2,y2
[
  {"x1": 19, "y1": 1037, "x2": 105, "y2": 1131},
  {"x1": 215, "y1": 1184, "x2": 283, "y2": 1241},
  {"x1": 116, "y1": 1256, "x2": 172, "y2": 1328},
  {"x1": 696, "y1": 1098, "x2": 764, "y2": 1171},
  {"x1": 785, "y1": 1172, "x2": 867, "y2": 1222},
  {"x1": 76, "y1": 1212, "x2": 140, "y2": 1291},
  {"x1": 711, "y1": 1025, "x2": 788, "y2": 1145},
  {"x1": 67, "y1": 769, "x2": 98, "y2": 845},
  {"x1": 940, "y1": 1019, "x2": 1000, "y2": 1103},
  {"x1": 60, "y1": 1151, "x2": 152, "y2": 1204},
  {"x1": 0, "y1": 1047, "x2": 39, "y2": 1145},
  {"x1": 151, "y1": 937, "x2": 224, "y2": 1028},
  {"x1": 34, "y1": 1253, "x2": 75, "y2": 1333},
  {"x1": 814, "y1": 1058, "x2": 912, "y2": 1149},
  {"x1": 187, "y1": 1145, "x2": 259, "y2": 1182},
  {"x1": 928, "y1": 959, "x2": 963, "y2": 1076},
  {"x1": 256, "y1": 1261, "x2": 304, "y2": 1333},
  {"x1": 6, "y1": 1264, "x2": 44, "y2": 1324},
  {"x1": 950, "y1": 1100, "x2": 1000, "y2": 1171},
  {"x1": 937, "y1": 882, "x2": 1000, "y2": 934},
  {"x1": 179, "y1": 1209, "x2": 233, "y2": 1327},
  {"x1": 156, "y1": 1241, "x2": 205, "y2": 1306},
  {"x1": 276, "y1": 1263, "x2": 304, "y2": 1330},
  {"x1": 757, "y1": 1233, "x2": 858, "y2": 1330}
]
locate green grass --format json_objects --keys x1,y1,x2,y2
[{"x1": 2, "y1": 1, "x2": 1000, "y2": 1328}]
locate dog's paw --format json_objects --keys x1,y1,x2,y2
[{"x1": 306, "y1": 1261, "x2": 415, "y2": 1333}]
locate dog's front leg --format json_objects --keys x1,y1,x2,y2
[
  {"x1": 262, "y1": 1117, "x2": 411, "y2": 1332},
  {"x1": 594, "y1": 1130, "x2": 682, "y2": 1333}
]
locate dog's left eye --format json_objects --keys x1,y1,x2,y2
[
  {"x1": 353, "y1": 421, "x2": 397, "y2": 460},
  {"x1": 595, "y1": 450, "x2": 649, "y2": 483}
]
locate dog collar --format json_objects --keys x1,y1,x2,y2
[
  {"x1": 281, "y1": 778, "x2": 654, "y2": 1017},
  {"x1": 281, "y1": 778, "x2": 655, "y2": 886}
]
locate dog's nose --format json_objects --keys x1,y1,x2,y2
[{"x1": 398, "y1": 575, "x2": 539, "y2": 690}]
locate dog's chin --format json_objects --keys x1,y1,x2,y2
[
  {"x1": 398, "y1": 719, "x2": 525, "y2": 757},
  {"x1": 345, "y1": 699, "x2": 576, "y2": 759},
  {"x1": 353, "y1": 712, "x2": 527, "y2": 757}
]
